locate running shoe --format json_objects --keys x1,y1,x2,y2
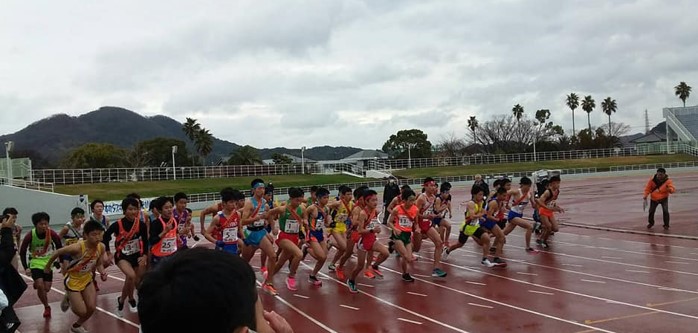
[
  {"x1": 261, "y1": 266, "x2": 268, "y2": 280},
  {"x1": 441, "y1": 247, "x2": 450, "y2": 261},
  {"x1": 402, "y1": 273, "x2": 415, "y2": 282},
  {"x1": 663, "y1": 225, "x2": 670, "y2": 230},
  {"x1": 540, "y1": 241, "x2": 549, "y2": 249},
  {"x1": 286, "y1": 276, "x2": 298, "y2": 291},
  {"x1": 432, "y1": 268, "x2": 447, "y2": 277},
  {"x1": 309, "y1": 275, "x2": 322, "y2": 287},
  {"x1": 336, "y1": 267, "x2": 346, "y2": 281},
  {"x1": 492, "y1": 257, "x2": 507, "y2": 267},
  {"x1": 301, "y1": 244, "x2": 309, "y2": 260},
  {"x1": 364, "y1": 269, "x2": 375, "y2": 279},
  {"x1": 647, "y1": 223, "x2": 654, "y2": 229},
  {"x1": 70, "y1": 325, "x2": 89, "y2": 333},
  {"x1": 328, "y1": 263, "x2": 336, "y2": 272},
  {"x1": 262, "y1": 283, "x2": 278, "y2": 296},
  {"x1": 481, "y1": 258, "x2": 496, "y2": 268},
  {"x1": 346, "y1": 279, "x2": 358, "y2": 293},
  {"x1": 43, "y1": 306, "x2": 51, "y2": 318},
  {"x1": 193, "y1": 235, "x2": 200, "y2": 241},
  {"x1": 128, "y1": 298, "x2": 137, "y2": 313},
  {"x1": 536, "y1": 239, "x2": 543, "y2": 246},
  {"x1": 388, "y1": 240, "x2": 395, "y2": 254},
  {"x1": 525, "y1": 247, "x2": 539, "y2": 254},
  {"x1": 371, "y1": 265, "x2": 384, "y2": 279},
  {"x1": 116, "y1": 297, "x2": 124, "y2": 317},
  {"x1": 60, "y1": 294, "x2": 70, "y2": 312}
]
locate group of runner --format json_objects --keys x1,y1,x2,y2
[{"x1": 6, "y1": 174, "x2": 563, "y2": 332}]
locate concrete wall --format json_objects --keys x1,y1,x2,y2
[{"x1": 0, "y1": 185, "x2": 89, "y2": 228}]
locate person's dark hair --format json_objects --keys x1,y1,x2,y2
[
  {"x1": 31, "y1": 212, "x2": 50, "y2": 225},
  {"x1": 126, "y1": 193, "x2": 144, "y2": 208},
  {"x1": 401, "y1": 185, "x2": 412, "y2": 191},
  {"x1": 149, "y1": 198, "x2": 161, "y2": 211},
  {"x1": 264, "y1": 187, "x2": 274, "y2": 195},
  {"x1": 138, "y1": 248, "x2": 258, "y2": 333},
  {"x1": 70, "y1": 207, "x2": 85, "y2": 217},
  {"x1": 364, "y1": 189, "x2": 378, "y2": 198},
  {"x1": 500, "y1": 178, "x2": 511, "y2": 186},
  {"x1": 316, "y1": 188, "x2": 330, "y2": 198},
  {"x1": 495, "y1": 187, "x2": 507, "y2": 196},
  {"x1": 339, "y1": 185, "x2": 353, "y2": 195},
  {"x1": 354, "y1": 186, "x2": 369, "y2": 199},
  {"x1": 471, "y1": 185, "x2": 484, "y2": 196},
  {"x1": 549, "y1": 175, "x2": 561, "y2": 183},
  {"x1": 520, "y1": 176, "x2": 532, "y2": 185},
  {"x1": 401, "y1": 189, "x2": 416, "y2": 201},
  {"x1": 122, "y1": 197, "x2": 140, "y2": 212},
  {"x1": 221, "y1": 188, "x2": 244, "y2": 202},
  {"x1": 251, "y1": 178, "x2": 264, "y2": 188},
  {"x1": 288, "y1": 187, "x2": 304, "y2": 199},
  {"x1": 423, "y1": 177, "x2": 435, "y2": 184},
  {"x1": 657, "y1": 168, "x2": 666, "y2": 174},
  {"x1": 310, "y1": 186, "x2": 319, "y2": 193},
  {"x1": 186, "y1": 208, "x2": 192, "y2": 213},
  {"x1": 90, "y1": 199, "x2": 104, "y2": 210},
  {"x1": 2, "y1": 207, "x2": 18, "y2": 215},
  {"x1": 440, "y1": 182, "x2": 452, "y2": 192},
  {"x1": 174, "y1": 192, "x2": 188, "y2": 202},
  {"x1": 492, "y1": 179, "x2": 502, "y2": 188},
  {"x1": 83, "y1": 220, "x2": 105, "y2": 235},
  {"x1": 155, "y1": 197, "x2": 173, "y2": 211}
]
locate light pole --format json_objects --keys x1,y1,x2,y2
[
  {"x1": 532, "y1": 123, "x2": 538, "y2": 162},
  {"x1": 301, "y1": 146, "x2": 306, "y2": 174},
  {"x1": 171, "y1": 145, "x2": 178, "y2": 180},
  {"x1": 4, "y1": 141, "x2": 13, "y2": 186},
  {"x1": 406, "y1": 143, "x2": 417, "y2": 169}
]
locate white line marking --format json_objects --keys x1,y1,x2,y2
[
  {"x1": 255, "y1": 281, "x2": 337, "y2": 333},
  {"x1": 294, "y1": 294, "x2": 309, "y2": 299},
  {"x1": 601, "y1": 256, "x2": 622, "y2": 260},
  {"x1": 412, "y1": 273, "x2": 431, "y2": 278},
  {"x1": 659, "y1": 287, "x2": 685, "y2": 292},
  {"x1": 340, "y1": 304, "x2": 360, "y2": 311},
  {"x1": 625, "y1": 270, "x2": 650, "y2": 273},
  {"x1": 468, "y1": 303, "x2": 494, "y2": 309},
  {"x1": 516, "y1": 272, "x2": 538, "y2": 276},
  {"x1": 580, "y1": 279, "x2": 607, "y2": 284},
  {"x1": 465, "y1": 281, "x2": 486, "y2": 286},
  {"x1": 397, "y1": 318, "x2": 423, "y2": 325},
  {"x1": 561, "y1": 264, "x2": 583, "y2": 267},
  {"x1": 357, "y1": 283, "x2": 374, "y2": 288},
  {"x1": 528, "y1": 290, "x2": 555, "y2": 296},
  {"x1": 407, "y1": 291, "x2": 428, "y2": 297},
  {"x1": 665, "y1": 261, "x2": 690, "y2": 265}
]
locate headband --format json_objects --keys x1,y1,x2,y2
[{"x1": 424, "y1": 181, "x2": 435, "y2": 187}]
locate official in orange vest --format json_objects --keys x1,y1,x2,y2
[{"x1": 643, "y1": 168, "x2": 675, "y2": 230}]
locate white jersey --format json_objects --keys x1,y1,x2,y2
[{"x1": 509, "y1": 189, "x2": 531, "y2": 214}]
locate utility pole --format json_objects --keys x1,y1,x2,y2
[{"x1": 645, "y1": 109, "x2": 650, "y2": 134}]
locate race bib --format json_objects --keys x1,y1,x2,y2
[
  {"x1": 398, "y1": 216, "x2": 412, "y2": 228},
  {"x1": 223, "y1": 227, "x2": 238, "y2": 242},
  {"x1": 253, "y1": 220, "x2": 265, "y2": 227},
  {"x1": 178, "y1": 223, "x2": 185, "y2": 232},
  {"x1": 285, "y1": 220, "x2": 300, "y2": 234},
  {"x1": 367, "y1": 218, "x2": 379, "y2": 230},
  {"x1": 122, "y1": 239, "x2": 141, "y2": 256},
  {"x1": 79, "y1": 259, "x2": 96, "y2": 273},
  {"x1": 160, "y1": 238, "x2": 177, "y2": 254},
  {"x1": 315, "y1": 218, "x2": 324, "y2": 231},
  {"x1": 336, "y1": 213, "x2": 348, "y2": 222}
]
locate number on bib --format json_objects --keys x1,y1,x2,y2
[
  {"x1": 315, "y1": 218, "x2": 324, "y2": 231},
  {"x1": 336, "y1": 213, "x2": 347, "y2": 222},
  {"x1": 122, "y1": 239, "x2": 141, "y2": 256},
  {"x1": 367, "y1": 218, "x2": 379, "y2": 230},
  {"x1": 223, "y1": 227, "x2": 238, "y2": 242},
  {"x1": 161, "y1": 238, "x2": 177, "y2": 254},
  {"x1": 398, "y1": 216, "x2": 412, "y2": 228},
  {"x1": 285, "y1": 220, "x2": 300, "y2": 234},
  {"x1": 253, "y1": 220, "x2": 265, "y2": 227}
]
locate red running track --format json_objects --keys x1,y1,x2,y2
[{"x1": 12, "y1": 171, "x2": 698, "y2": 333}]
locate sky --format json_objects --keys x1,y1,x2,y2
[{"x1": 1, "y1": 0, "x2": 697, "y2": 150}]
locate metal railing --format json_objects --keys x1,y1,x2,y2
[
  {"x1": 609, "y1": 161, "x2": 698, "y2": 172},
  {"x1": 0, "y1": 178, "x2": 55, "y2": 192}
]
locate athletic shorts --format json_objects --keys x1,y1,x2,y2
[
  {"x1": 418, "y1": 220, "x2": 432, "y2": 234},
  {"x1": 391, "y1": 231, "x2": 411, "y2": 246},
  {"x1": 497, "y1": 220, "x2": 506, "y2": 229},
  {"x1": 64, "y1": 274, "x2": 92, "y2": 292},
  {"x1": 215, "y1": 243, "x2": 239, "y2": 255},
  {"x1": 329, "y1": 222, "x2": 347, "y2": 234},
  {"x1": 31, "y1": 268, "x2": 53, "y2": 281},
  {"x1": 265, "y1": 224, "x2": 272, "y2": 233},
  {"x1": 538, "y1": 207, "x2": 555, "y2": 219},
  {"x1": 432, "y1": 217, "x2": 443, "y2": 226},
  {"x1": 116, "y1": 253, "x2": 140, "y2": 268},
  {"x1": 481, "y1": 219, "x2": 499, "y2": 230},
  {"x1": 308, "y1": 230, "x2": 324, "y2": 243},
  {"x1": 243, "y1": 229, "x2": 268, "y2": 247},
  {"x1": 350, "y1": 231, "x2": 361, "y2": 244},
  {"x1": 458, "y1": 227, "x2": 485, "y2": 244},
  {"x1": 358, "y1": 233, "x2": 376, "y2": 251},
  {"x1": 507, "y1": 211, "x2": 523, "y2": 221},
  {"x1": 276, "y1": 232, "x2": 299, "y2": 247}
]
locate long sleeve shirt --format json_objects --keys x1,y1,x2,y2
[
  {"x1": 18, "y1": 229, "x2": 62, "y2": 270},
  {"x1": 102, "y1": 217, "x2": 149, "y2": 255}
]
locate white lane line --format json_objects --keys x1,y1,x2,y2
[
  {"x1": 516, "y1": 272, "x2": 538, "y2": 276},
  {"x1": 412, "y1": 273, "x2": 431, "y2": 278},
  {"x1": 561, "y1": 263, "x2": 583, "y2": 267},
  {"x1": 407, "y1": 291, "x2": 428, "y2": 297},
  {"x1": 528, "y1": 290, "x2": 555, "y2": 296},
  {"x1": 357, "y1": 283, "x2": 374, "y2": 288},
  {"x1": 601, "y1": 256, "x2": 622, "y2": 260},
  {"x1": 465, "y1": 281, "x2": 486, "y2": 286},
  {"x1": 468, "y1": 303, "x2": 494, "y2": 309},
  {"x1": 398, "y1": 318, "x2": 423, "y2": 325},
  {"x1": 625, "y1": 270, "x2": 650, "y2": 274},
  {"x1": 665, "y1": 261, "x2": 690, "y2": 265},
  {"x1": 580, "y1": 279, "x2": 607, "y2": 284},
  {"x1": 340, "y1": 304, "x2": 360, "y2": 311},
  {"x1": 294, "y1": 294, "x2": 309, "y2": 299}
]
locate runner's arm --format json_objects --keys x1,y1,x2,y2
[
  {"x1": 486, "y1": 201, "x2": 499, "y2": 220},
  {"x1": 102, "y1": 222, "x2": 117, "y2": 254},
  {"x1": 387, "y1": 197, "x2": 399, "y2": 212},
  {"x1": 536, "y1": 191, "x2": 552, "y2": 210},
  {"x1": 96, "y1": 244, "x2": 107, "y2": 277},
  {"x1": 149, "y1": 219, "x2": 165, "y2": 247},
  {"x1": 50, "y1": 230, "x2": 63, "y2": 251},
  {"x1": 139, "y1": 221, "x2": 150, "y2": 254},
  {"x1": 18, "y1": 232, "x2": 31, "y2": 270},
  {"x1": 58, "y1": 226, "x2": 69, "y2": 240},
  {"x1": 43, "y1": 243, "x2": 80, "y2": 273},
  {"x1": 203, "y1": 216, "x2": 220, "y2": 244},
  {"x1": 356, "y1": 211, "x2": 370, "y2": 234}
]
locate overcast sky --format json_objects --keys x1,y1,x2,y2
[{"x1": 1, "y1": 0, "x2": 696, "y2": 149}]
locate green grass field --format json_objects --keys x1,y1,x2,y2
[{"x1": 55, "y1": 154, "x2": 696, "y2": 200}]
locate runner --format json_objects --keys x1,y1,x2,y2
[
  {"x1": 204, "y1": 188, "x2": 245, "y2": 255},
  {"x1": 240, "y1": 178, "x2": 278, "y2": 295},
  {"x1": 386, "y1": 188, "x2": 419, "y2": 282},
  {"x1": 481, "y1": 187, "x2": 508, "y2": 266},
  {"x1": 88, "y1": 200, "x2": 109, "y2": 229},
  {"x1": 346, "y1": 190, "x2": 390, "y2": 293},
  {"x1": 19, "y1": 212, "x2": 63, "y2": 318},
  {"x1": 536, "y1": 175, "x2": 564, "y2": 248},
  {"x1": 326, "y1": 186, "x2": 353, "y2": 278},
  {"x1": 434, "y1": 182, "x2": 453, "y2": 247},
  {"x1": 1, "y1": 207, "x2": 22, "y2": 270},
  {"x1": 172, "y1": 192, "x2": 198, "y2": 250},
  {"x1": 386, "y1": 185, "x2": 411, "y2": 255},
  {"x1": 148, "y1": 197, "x2": 179, "y2": 268},
  {"x1": 260, "y1": 187, "x2": 279, "y2": 274},
  {"x1": 267, "y1": 187, "x2": 307, "y2": 291},
  {"x1": 335, "y1": 186, "x2": 369, "y2": 281},
  {"x1": 102, "y1": 197, "x2": 149, "y2": 317},
  {"x1": 303, "y1": 187, "x2": 331, "y2": 286},
  {"x1": 413, "y1": 178, "x2": 448, "y2": 277},
  {"x1": 198, "y1": 200, "x2": 223, "y2": 238},
  {"x1": 59, "y1": 208, "x2": 86, "y2": 274},
  {"x1": 502, "y1": 176, "x2": 538, "y2": 253},
  {"x1": 442, "y1": 186, "x2": 497, "y2": 267},
  {"x1": 306, "y1": 185, "x2": 319, "y2": 206},
  {"x1": 44, "y1": 220, "x2": 107, "y2": 333}
]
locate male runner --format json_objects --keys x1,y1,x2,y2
[{"x1": 414, "y1": 178, "x2": 447, "y2": 277}]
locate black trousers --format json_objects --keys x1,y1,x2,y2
[{"x1": 648, "y1": 197, "x2": 670, "y2": 227}]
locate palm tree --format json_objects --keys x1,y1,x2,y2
[
  {"x1": 182, "y1": 118, "x2": 201, "y2": 142},
  {"x1": 512, "y1": 104, "x2": 524, "y2": 122},
  {"x1": 601, "y1": 97, "x2": 617, "y2": 136},
  {"x1": 194, "y1": 128, "x2": 213, "y2": 165},
  {"x1": 581, "y1": 95, "x2": 596, "y2": 133},
  {"x1": 467, "y1": 116, "x2": 479, "y2": 144},
  {"x1": 566, "y1": 93, "x2": 579, "y2": 135},
  {"x1": 228, "y1": 145, "x2": 262, "y2": 165},
  {"x1": 675, "y1": 82, "x2": 692, "y2": 107}
]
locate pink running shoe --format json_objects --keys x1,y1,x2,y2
[{"x1": 286, "y1": 276, "x2": 298, "y2": 291}]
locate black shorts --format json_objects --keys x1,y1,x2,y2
[
  {"x1": 497, "y1": 220, "x2": 506, "y2": 230},
  {"x1": 458, "y1": 227, "x2": 486, "y2": 245},
  {"x1": 31, "y1": 268, "x2": 53, "y2": 281},
  {"x1": 116, "y1": 253, "x2": 140, "y2": 268}
]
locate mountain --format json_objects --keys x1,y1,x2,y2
[{"x1": 0, "y1": 106, "x2": 363, "y2": 167}]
